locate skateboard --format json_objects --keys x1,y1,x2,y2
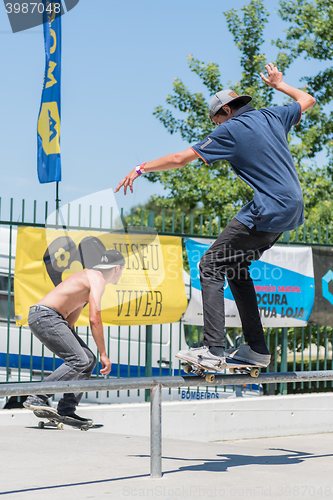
[
  {"x1": 176, "y1": 354, "x2": 260, "y2": 383},
  {"x1": 224, "y1": 357, "x2": 261, "y2": 378},
  {"x1": 33, "y1": 408, "x2": 95, "y2": 431}
]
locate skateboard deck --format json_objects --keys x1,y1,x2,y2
[
  {"x1": 176, "y1": 354, "x2": 261, "y2": 383},
  {"x1": 33, "y1": 408, "x2": 95, "y2": 431}
]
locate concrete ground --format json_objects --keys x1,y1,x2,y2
[{"x1": 1, "y1": 419, "x2": 333, "y2": 499}]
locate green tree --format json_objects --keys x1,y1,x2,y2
[
  {"x1": 149, "y1": 0, "x2": 274, "y2": 226},
  {"x1": 274, "y1": 0, "x2": 333, "y2": 234}
]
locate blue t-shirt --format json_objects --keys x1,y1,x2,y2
[{"x1": 191, "y1": 102, "x2": 304, "y2": 232}]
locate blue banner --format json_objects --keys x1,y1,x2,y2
[
  {"x1": 37, "y1": 3, "x2": 62, "y2": 184},
  {"x1": 184, "y1": 238, "x2": 315, "y2": 327}
]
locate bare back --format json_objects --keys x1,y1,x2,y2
[{"x1": 38, "y1": 269, "x2": 106, "y2": 320}]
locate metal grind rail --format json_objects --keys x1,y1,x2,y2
[{"x1": 1, "y1": 370, "x2": 333, "y2": 478}]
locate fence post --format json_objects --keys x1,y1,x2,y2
[
  {"x1": 142, "y1": 210, "x2": 155, "y2": 402},
  {"x1": 280, "y1": 327, "x2": 288, "y2": 395},
  {"x1": 145, "y1": 325, "x2": 153, "y2": 402},
  {"x1": 150, "y1": 383, "x2": 162, "y2": 478},
  {"x1": 6, "y1": 198, "x2": 13, "y2": 383},
  {"x1": 282, "y1": 231, "x2": 290, "y2": 243},
  {"x1": 147, "y1": 210, "x2": 155, "y2": 229}
]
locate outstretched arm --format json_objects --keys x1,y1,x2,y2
[
  {"x1": 260, "y1": 63, "x2": 316, "y2": 112},
  {"x1": 114, "y1": 148, "x2": 198, "y2": 195}
]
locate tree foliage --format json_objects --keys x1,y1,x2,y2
[
  {"x1": 274, "y1": 0, "x2": 333, "y2": 229},
  {"x1": 143, "y1": 0, "x2": 333, "y2": 236}
]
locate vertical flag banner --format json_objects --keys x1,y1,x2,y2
[{"x1": 37, "y1": 2, "x2": 62, "y2": 183}]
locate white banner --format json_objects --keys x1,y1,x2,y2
[{"x1": 183, "y1": 239, "x2": 314, "y2": 327}]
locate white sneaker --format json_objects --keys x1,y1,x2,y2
[
  {"x1": 176, "y1": 346, "x2": 227, "y2": 372},
  {"x1": 225, "y1": 344, "x2": 271, "y2": 367}
]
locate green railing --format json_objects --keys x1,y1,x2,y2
[
  {"x1": 125, "y1": 207, "x2": 333, "y2": 245},
  {"x1": 0, "y1": 196, "x2": 332, "y2": 404}
]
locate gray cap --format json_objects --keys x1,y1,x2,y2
[
  {"x1": 209, "y1": 89, "x2": 252, "y2": 119},
  {"x1": 93, "y1": 249, "x2": 125, "y2": 269}
]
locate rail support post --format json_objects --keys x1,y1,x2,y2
[
  {"x1": 150, "y1": 383, "x2": 162, "y2": 478},
  {"x1": 145, "y1": 325, "x2": 153, "y2": 402}
]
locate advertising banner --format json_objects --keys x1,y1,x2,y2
[
  {"x1": 183, "y1": 238, "x2": 314, "y2": 327},
  {"x1": 14, "y1": 227, "x2": 187, "y2": 326}
]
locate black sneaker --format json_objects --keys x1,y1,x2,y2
[
  {"x1": 225, "y1": 344, "x2": 271, "y2": 367},
  {"x1": 58, "y1": 412, "x2": 93, "y2": 424}
]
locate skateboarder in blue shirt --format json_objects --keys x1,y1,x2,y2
[{"x1": 115, "y1": 63, "x2": 316, "y2": 371}]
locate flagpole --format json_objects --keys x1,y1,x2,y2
[{"x1": 37, "y1": 9, "x2": 62, "y2": 219}]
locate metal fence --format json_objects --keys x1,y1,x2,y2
[{"x1": 0, "y1": 196, "x2": 333, "y2": 404}]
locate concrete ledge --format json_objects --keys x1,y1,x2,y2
[
  {"x1": 1, "y1": 393, "x2": 332, "y2": 441},
  {"x1": 159, "y1": 393, "x2": 333, "y2": 441}
]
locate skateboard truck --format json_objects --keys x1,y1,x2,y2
[
  {"x1": 183, "y1": 363, "x2": 216, "y2": 383},
  {"x1": 38, "y1": 419, "x2": 65, "y2": 430},
  {"x1": 228, "y1": 366, "x2": 260, "y2": 378}
]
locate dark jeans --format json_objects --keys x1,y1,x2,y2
[
  {"x1": 28, "y1": 305, "x2": 97, "y2": 413},
  {"x1": 199, "y1": 218, "x2": 281, "y2": 348}
]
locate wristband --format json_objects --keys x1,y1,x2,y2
[{"x1": 135, "y1": 163, "x2": 146, "y2": 176}]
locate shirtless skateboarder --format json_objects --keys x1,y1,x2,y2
[{"x1": 23, "y1": 249, "x2": 125, "y2": 423}]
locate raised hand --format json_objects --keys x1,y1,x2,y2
[{"x1": 260, "y1": 63, "x2": 283, "y2": 89}]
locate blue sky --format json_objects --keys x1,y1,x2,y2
[{"x1": 0, "y1": 0, "x2": 327, "y2": 221}]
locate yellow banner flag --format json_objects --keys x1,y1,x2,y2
[{"x1": 14, "y1": 227, "x2": 187, "y2": 326}]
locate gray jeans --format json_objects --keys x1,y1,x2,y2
[{"x1": 28, "y1": 305, "x2": 97, "y2": 414}]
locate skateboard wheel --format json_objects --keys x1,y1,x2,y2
[
  {"x1": 183, "y1": 364, "x2": 192, "y2": 374},
  {"x1": 250, "y1": 368, "x2": 260, "y2": 378},
  {"x1": 229, "y1": 368, "x2": 236, "y2": 374},
  {"x1": 80, "y1": 427, "x2": 89, "y2": 431},
  {"x1": 205, "y1": 373, "x2": 215, "y2": 383},
  {"x1": 57, "y1": 422, "x2": 64, "y2": 430},
  {"x1": 38, "y1": 421, "x2": 44, "y2": 429}
]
